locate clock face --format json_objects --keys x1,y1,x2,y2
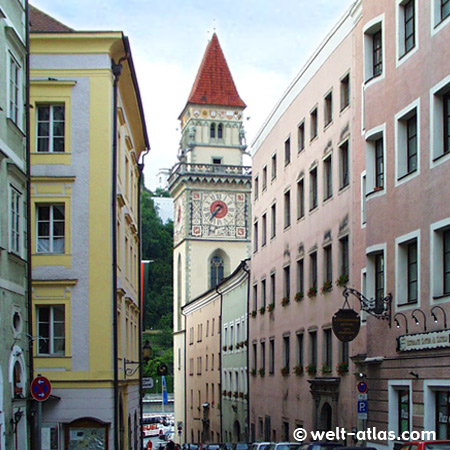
[{"x1": 202, "y1": 193, "x2": 236, "y2": 226}]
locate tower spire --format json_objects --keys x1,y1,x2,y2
[{"x1": 185, "y1": 33, "x2": 246, "y2": 109}]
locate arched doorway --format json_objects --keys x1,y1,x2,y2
[
  {"x1": 319, "y1": 402, "x2": 332, "y2": 432},
  {"x1": 233, "y1": 420, "x2": 241, "y2": 442}
]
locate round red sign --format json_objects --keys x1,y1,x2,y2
[{"x1": 31, "y1": 376, "x2": 52, "y2": 402}]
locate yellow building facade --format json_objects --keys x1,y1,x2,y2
[{"x1": 29, "y1": 6, "x2": 149, "y2": 449}]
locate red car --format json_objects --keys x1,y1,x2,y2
[{"x1": 398, "y1": 441, "x2": 450, "y2": 450}]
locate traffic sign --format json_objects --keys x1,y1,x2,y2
[
  {"x1": 31, "y1": 376, "x2": 52, "y2": 402},
  {"x1": 357, "y1": 400, "x2": 368, "y2": 419},
  {"x1": 357, "y1": 393, "x2": 368, "y2": 400},
  {"x1": 357, "y1": 381, "x2": 368, "y2": 394}
]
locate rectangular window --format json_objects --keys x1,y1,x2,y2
[
  {"x1": 373, "y1": 30, "x2": 383, "y2": 77},
  {"x1": 442, "y1": 0, "x2": 450, "y2": 22},
  {"x1": 398, "y1": 389, "x2": 410, "y2": 433},
  {"x1": 324, "y1": 245, "x2": 332, "y2": 284},
  {"x1": 324, "y1": 156, "x2": 332, "y2": 200},
  {"x1": 340, "y1": 74, "x2": 350, "y2": 111},
  {"x1": 340, "y1": 236, "x2": 349, "y2": 279},
  {"x1": 310, "y1": 251, "x2": 317, "y2": 290},
  {"x1": 10, "y1": 187, "x2": 21, "y2": 254},
  {"x1": 189, "y1": 358, "x2": 194, "y2": 376},
  {"x1": 403, "y1": 0, "x2": 415, "y2": 55},
  {"x1": 310, "y1": 167, "x2": 318, "y2": 210},
  {"x1": 254, "y1": 176, "x2": 259, "y2": 200},
  {"x1": 444, "y1": 93, "x2": 450, "y2": 155},
  {"x1": 298, "y1": 121, "x2": 305, "y2": 152},
  {"x1": 285, "y1": 137, "x2": 291, "y2": 165},
  {"x1": 375, "y1": 138, "x2": 384, "y2": 188},
  {"x1": 261, "y1": 279, "x2": 267, "y2": 309},
  {"x1": 253, "y1": 285, "x2": 258, "y2": 312},
  {"x1": 37, "y1": 305, "x2": 65, "y2": 355},
  {"x1": 37, "y1": 105, "x2": 65, "y2": 153},
  {"x1": 297, "y1": 178, "x2": 305, "y2": 219},
  {"x1": 375, "y1": 253, "x2": 385, "y2": 300},
  {"x1": 297, "y1": 258, "x2": 304, "y2": 296},
  {"x1": 9, "y1": 54, "x2": 20, "y2": 124},
  {"x1": 253, "y1": 221, "x2": 258, "y2": 253},
  {"x1": 444, "y1": 230, "x2": 450, "y2": 295},
  {"x1": 309, "y1": 331, "x2": 317, "y2": 365},
  {"x1": 296, "y1": 333, "x2": 304, "y2": 367},
  {"x1": 271, "y1": 154, "x2": 277, "y2": 180},
  {"x1": 339, "y1": 141, "x2": 349, "y2": 189},
  {"x1": 284, "y1": 190, "x2": 291, "y2": 228},
  {"x1": 262, "y1": 166, "x2": 267, "y2": 190},
  {"x1": 270, "y1": 273, "x2": 276, "y2": 305},
  {"x1": 340, "y1": 341, "x2": 349, "y2": 366},
  {"x1": 262, "y1": 213, "x2": 267, "y2": 246},
  {"x1": 271, "y1": 203, "x2": 276, "y2": 238},
  {"x1": 283, "y1": 336, "x2": 290, "y2": 370},
  {"x1": 269, "y1": 339, "x2": 275, "y2": 374},
  {"x1": 252, "y1": 343, "x2": 257, "y2": 371},
  {"x1": 324, "y1": 92, "x2": 333, "y2": 127},
  {"x1": 283, "y1": 422, "x2": 289, "y2": 442},
  {"x1": 310, "y1": 108, "x2": 318, "y2": 140},
  {"x1": 283, "y1": 265, "x2": 290, "y2": 301},
  {"x1": 407, "y1": 241, "x2": 418, "y2": 303},
  {"x1": 260, "y1": 341, "x2": 266, "y2": 370},
  {"x1": 323, "y1": 328, "x2": 333, "y2": 368},
  {"x1": 436, "y1": 390, "x2": 450, "y2": 439},
  {"x1": 36, "y1": 204, "x2": 65, "y2": 254}
]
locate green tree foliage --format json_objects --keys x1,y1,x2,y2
[{"x1": 141, "y1": 188, "x2": 173, "y2": 330}]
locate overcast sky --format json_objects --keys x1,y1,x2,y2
[{"x1": 30, "y1": 0, "x2": 354, "y2": 191}]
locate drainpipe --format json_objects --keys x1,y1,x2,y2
[
  {"x1": 138, "y1": 147, "x2": 150, "y2": 450},
  {"x1": 242, "y1": 260, "x2": 250, "y2": 442},
  {"x1": 25, "y1": 1, "x2": 35, "y2": 448},
  {"x1": 215, "y1": 284, "x2": 223, "y2": 442},
  {"x1": 111, "y1": 54, "x2": 127, "y2": 450}
]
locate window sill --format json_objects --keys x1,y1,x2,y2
[
  {"x1": 323, "y1": 195, "x2": 333, "y2": 205},
  {"x1": 7, "y1": 118, "x2": 26, "y2": 137},
  {"x1": 366, "y1": 187, "x2": 385, "y2": 198},
  {"x1": 310, "y1": 135, "x2": 318, "y2": 143},
  {"x1": 309, "y1": 206, "x2": 318, "y2": 214},
  {"x1": 433, "y1": 294, "x2": 450, "y2": 301},
  {"x1": 433, "y1": 151, "x2": 450, "y2": 163},
  {"x1": 364, "y1": 73, "x2": 382, "y2": 85},
  {"x1": 8, "y1": 251, "x2": 27, "y2": 266},
  {"x1": 340, "y1": 104, "x2": 350, "y2": 115},
  {"x1": 338, "y1": 184, "x2": 350, "y2": 194},
  {"x1": 323, "y1": 120, "x2": 333, "y2": 131}
]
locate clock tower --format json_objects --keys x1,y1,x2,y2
[{"x1": 169, "y1": 33, "x2": 251, "y2": 442}]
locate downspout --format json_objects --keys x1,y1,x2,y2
[
  {"x1": 111, "y1": 55, "x2": 127, "y2": 450},
  {"x1": 215, "y1": 285, "x2": 223, "y2": 442},
  {"x1": 138, "y1": 147, "x2": 150, "y2": 450},
  {"x1": 25, "y1": 1, "x2": 35, "y2": 448},
  {"x1": 242, "y1": 261, "x2": 250, "y2": 442}
]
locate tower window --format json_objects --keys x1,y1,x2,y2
[
  {"x1": 210, "y1": 254, "x2": 224, "y2": 288},
  {"x1": 210, "y1": 123, "x2": 216, "y2": 138},
  {"x1": 218, "y1": 123, "x2": 223, "y2": 139}
]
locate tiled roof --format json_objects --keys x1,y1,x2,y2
[
  {"x1": 187, "y1": 33, "x2": 246, "y2": 109},
  {"x1": 29, "y1": 5, "x2": 73, "y2": 33}
]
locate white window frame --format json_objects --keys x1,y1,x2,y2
[
  {"x1": 37, "y1": 305, "x2": 66, "y2": 356},
  {"x1": 363, "y1": 15, "x2": 385, "y2": 86},
  {"x1": 9, "y1": 184, "x2": 22, "y2": 256},
  {"x1": 430, "y1": 74, "x2": 450, "y2": 168},
  {"x1": 395, "y1": 98, "x2": 420, "y2": 185},
  {"x1": 430, "y1": 216, "x2": 450, "y2": 303},
  {"x1": 388, "y1": 380, "x2": 413, "y2": 448},
  {"x1": 396, "y1": 0, "x2": 419, "y2": 66},
  {"x1": 424, "y1": 379, "x2": 450, "y2": 437},
  {"x1": 366, "y1": 243, "x2": 387, "y2": 302},
  {"x1": 36, "y1": 204, "x2": 66, "y2": 254},
  {"x1": 323, "y1": 153, "x2": 333, "y2": 201},
  {"x1": 7, "y1": 49, "x2": 23, "y2": 128},
  {"x1": 431, "y1": 0, "x2": 450, "y2": 35},
  {"x1": 361, "y1": 171, "x2": 367, "y2": 228},
  {"x1": 361, "y1": 268, "x2": 367, "y2": 323},
  {"x1": 365, "y1": 124, "x2": 386, "y2": 197},
  {"x1": 395, "y1": 229, "x2": 421, "y2": 309},
  {"x1": 36, "y1": 104, "x2": 66, "y2": 153}
]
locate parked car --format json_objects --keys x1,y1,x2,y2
[
  {"x1": 205, "y1": 445, "x2": 221, "y2": 450},
  {"x1": 232, "y1": 444, "x2": 252, "y2": 450},
  {"x1": 250, "y1": 443, "x2": 271, "y2": 450},
  {"x1": 299, "y1": 442, "x2": 343, "y2": 450},
  {"x1": 221, "y1": 444, "x2": 233, "y2": 450},
  {"x1": 265, "y1": 443, "x2": 302, "y2": 450},
  {"x1": 398, "y1": 441, "x2": 450, "y2": 450},
  {"x1": 182, "y1": 445, "x2": 199, "y2": 450}
]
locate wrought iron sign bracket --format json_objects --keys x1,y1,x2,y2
[{"x1": 342, "y1": 287, "x2": 392, "y2": 327}]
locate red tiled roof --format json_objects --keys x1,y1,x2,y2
[
  {"x1": 186, "y1": 33, "x2": 246, "y2": 109},
  {"x1": 29, "y1": 5, "x2": 73, "y2": 33}
]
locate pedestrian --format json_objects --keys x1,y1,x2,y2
[
  {"x1": 147, "y1": 440, "x2": 153, "y2": 450},
  {"x1": 166, "y1": 440, "x2": 175, "y2": 450}
]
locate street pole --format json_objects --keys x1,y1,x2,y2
[
  {"x1": 36, "y1": 402, "x2": 42, "y2": 450},
  {"x1": 161, "y1": 376, "x2": 164, "y2": 414}
]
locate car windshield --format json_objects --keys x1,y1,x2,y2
[{"x1": 425, "y1": 445, "x2": 450, "y2": 450}]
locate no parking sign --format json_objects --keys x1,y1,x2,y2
[{"x1": 31, "y1": 376, "x2": 52, "y2": 402}]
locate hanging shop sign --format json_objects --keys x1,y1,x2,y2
[
  {"x1": 332, "y1": 308, "x2": 361, "y2": 342},
  {"x1": 397, "y1": 329, "x2": 450, "y2": 352}
]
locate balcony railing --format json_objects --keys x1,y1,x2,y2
[{"x1": 168, "y1": 162, "x2": 252, "y2": 185}]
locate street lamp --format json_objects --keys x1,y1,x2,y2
[{"x1": 124, "y1": 340, "x2": 152, "y2": 377}]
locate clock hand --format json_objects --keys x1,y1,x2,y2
[{"x1": 210, "y1": 204, "x2": 223, "y2": 220}]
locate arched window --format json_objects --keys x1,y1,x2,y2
[
  {"x1": 13, "y1": 361, "x2": 23, "y2": 398},
  {"x1": 218, "y1": 123, "x2": 223, "y2": 139},
  {"x1": 210, "y1": 254, "x2": 224, "y2": 288},
  {"x1": 210, "y1": 123, "x2": 216, "y2": 139}
]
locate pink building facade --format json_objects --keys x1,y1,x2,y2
[
  {"x1": 249, "y1": 3, "x2": 363, "y2": 441},
  {"x1": 352, "y1": 1, "x2": 450, "y2": 448}
]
